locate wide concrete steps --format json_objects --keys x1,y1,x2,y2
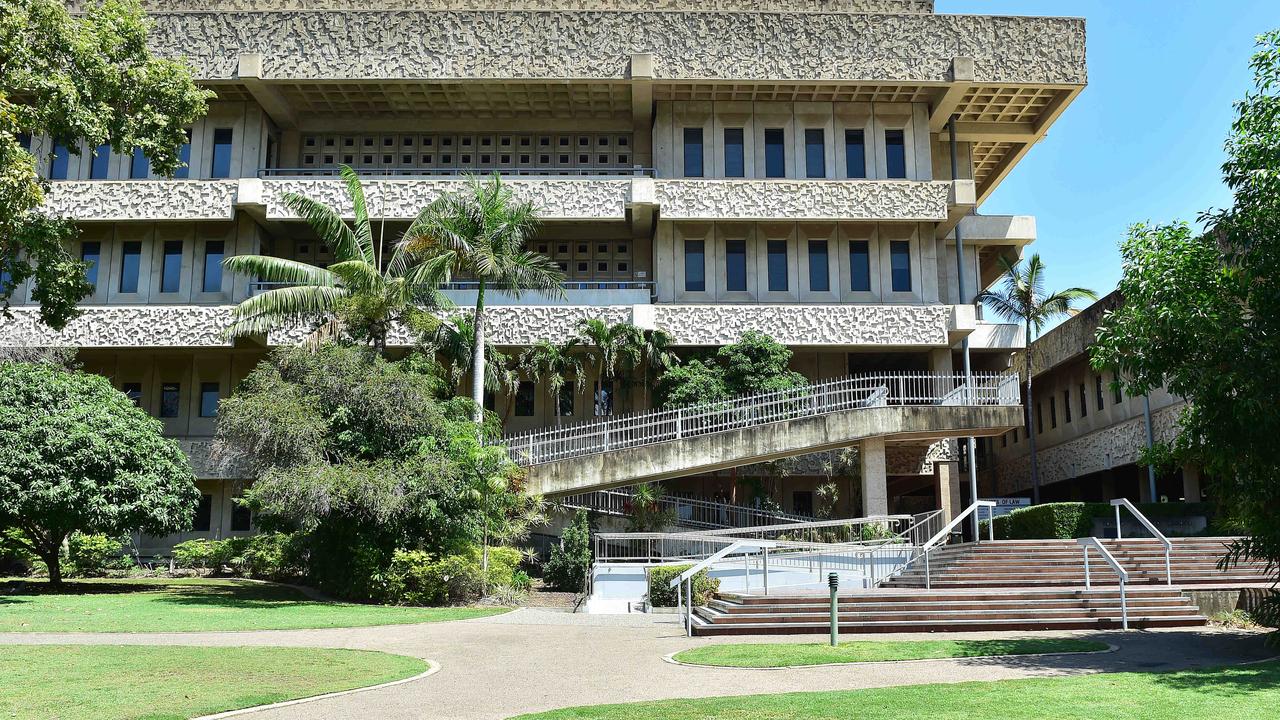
[{"x1": 692, "y1": 587, "x2": 1205, "y2": 636}]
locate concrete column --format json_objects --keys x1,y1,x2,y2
[
  {"x1": 935, "y1": 460, "x2": 962, "y2": 522},
  {"x1": 861, "y1": 437, "x2": 888, "y2": 517},
  {"x1": 1138, "y1": 466, "x2": 1155, "y2": 503},
  {"x1": 1182, "y1": 464, "x2": 1202, "y2": 502}
]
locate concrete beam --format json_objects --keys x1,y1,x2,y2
[
  {"x1": 934, "y1": 459, "x2": 962, "y2": 522},
  {"x1": 975, "y1": 86, "x2": 1083, "y2": 205},
  {"x1": 630, "y1": 53, "x2": 655, "y2": 170},
  {"x1": 237, "y1": 53, "x2": 298, "y2": 130},
  {"x1": 938, "y1": 179, "x2": 976, "y2": 239},
  {"x1": 928, "y1": 57, "x2": 975, "y2": 133},
  {"x1": 949, "y1": 121, "x2": 1038, "y2": 143}
]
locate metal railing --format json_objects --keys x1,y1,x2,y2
[
  {"x1": 685, "y1": 514, "x2": 914, "y2": 543},
  {"x1": 1079, "y1": 537, "x2": 1130, "y2": 630},
  {"x1": 258, "y1": 166, "x2": 655, "y2": 179},
  {"x1": 504, "y1": 371, "x2": 1021, "y2": 466},
  {"x1": 1111, "y1": 498, "x2": 1173, "y2": 585},
  {"x1": 248, "y1": 279, "x2": 655, "y2": 298},
  {"x1": 903, "y1": 500, "x2": 996, "y2": 590},
  {"x1": 560, "y1": 489, "x2": 812, "y2": 530}
]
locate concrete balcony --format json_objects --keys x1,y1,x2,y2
[{"x1": 653, "y1": 180, "x2": 954, "y2": 222}]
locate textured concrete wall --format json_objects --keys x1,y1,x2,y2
[
  {"x1": 654, "y1": 180, "x2": 949, "y2": 221},
  {"x1": 649, "y1": 304, "x2": 952, "y2": 346},
  {"x1": 42, "y1": 181, "x2": 239, "y2": 221},
  {"x1": 142, "y1": 12, "x2": 1085, "y2": 84},
  {"x1": 0, "y1": 306, "x2": 237, "y2": 348},
  {"x1": 71, "y1": 1, "x2": 935, "y2": 13}
]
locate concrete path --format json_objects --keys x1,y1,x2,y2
[{"x1": 1, "y1": 611, "x2": 1273, "y2": 719}]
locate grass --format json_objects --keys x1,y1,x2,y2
[
  {"x1": 0, "y1": 644, "x2": 426, "y2": 720},
  {"x1": 0, "y1": 577, "x2": 508, "y2": 633},
  {"x1": 513, "y1": 660, "x2": 1280, "y2": 720},
  {"x1": 672, "y1": 638, "x2": 1109, "y2": 668}
]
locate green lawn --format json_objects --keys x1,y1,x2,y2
[
  {"x1": 0, "y1": 644, "x2": 426, "y2": 720},
  {"x1": 513, "y1": 661, "x2": 1280, "y2": 720},
  {"x1": 673, "y1": 638, "x2": 1109, "y2": 668},
  {"x1": 0, "y1": 578, "x2": 508, "y2": 633}
]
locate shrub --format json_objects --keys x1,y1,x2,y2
[
  {"x1": 172, "y1": 539, "x2": 217, "y2": 570},
  {"x1": 382, "y1": 545, "x2": 526, "y2": 606},
  {"x1": 510, "y1": 569, "x2": 533, "y2": 592},
  {"x1": 0, "y1": 528, "x2": 36, "y2": 575},
  {"x1": 544, "y1": 510, "x2": 592, "y2": 592},
  {"x1": 483, "y1": 546, "x2": 524, "y2": 589},
  {"x1": 67, "y1": 533, "x2": 125, "y2": 577},
  {"x1": 235, "y1": 532, "x2": 305, "y2": 581},
  {"x1": 991, "y1": 501, "x2": 1221, "y2": 540},
  {"x1": 647, "y1": 564, "x2": 720, "y2": 607}
]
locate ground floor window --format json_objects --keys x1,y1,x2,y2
[{"x1": 193, "y1": 494, "x2": 212, "y2": 532}]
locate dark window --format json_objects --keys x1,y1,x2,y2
[
  {"x1": 231, "y1": 497, "x2": 252, "y2": 532},
  {"x1": 1095, "y1": 375, "x2": 1105, "y2": 410},
  {"x1": 1036, "y1": 402, "x2": 1043, "y2": 435},
  {"x1": 119, "y1": 241, "x2": 142, "y2": 293},
  {"x1": 50, "y1": 144, "x2": 70, "y2": 180},
  {"x1": 202, "y1": 240, "x2": 224, "y2": 292},
  {"x1": 764, "y1": 128, "x2": 785, "y2": 178},
  {"x1": 160, "y1": 383, "x2": 180, "y2": 418},
  {"x1": 557, "y1": 384, "x2": 575, "y2": 417},
  {"x1": 684, "y1": 239, "x2": 705, "y2": 292},
  {"x1": 725, "y1": 239, "x2": 747, "y2": 292},
  {"x1": 90, "y1": 144, "x2": 111, "y2": 179},
  {"x1": 792, "y1": 491, "x2": 814, "y2": 516},
  {"x1": 1112, "y1": 374, "x2": 1123, "y2": 405},
  {"x1": 849, "y1": 240, "x2": 871, "y2": 292},
  {"x1": 724, "y1": 128, "x2": 745, "y2": 177},
  {"x1": 808, "y1": 240, "x2": 829, "y2": 292},
  {"x1": 199, "y1": 382, "x2": 219, "y2": 418},
  {"x1": 122, "y1": 382, "x2": 142, "y2": 407},
  {"x1": 1050, "y1": 396, "x2": 1057, "y2": 429},
  {"x1": 804, "y1": 128, "x2": 825, "y2": 178},
  {"x1": 595, "y1": 380, "x2": 614, "y2": 417},
  {"x1": 682, "y1": 128, "x2": 703, "y2": 178},
  {"x1": 210, "y1": 128, "x2": 233, "y2": 178},
  {"x1": 81, "y1": 242, "x2": 101, "y2": 287},
  {"x1": 173, "y1": 130, "x2": 191, "y2": 179},
  {"x1": 130, "y1": 148, "x2": 150, "y2": 179},
  {"x1": 890, "y1": 240, "x2": 912, "y2": 292},
  {"x1": 1001, "y1": 433, "x2": 1007, "y2": 448},
  {"x1": 1080, "y1": 383, "x2": 1088, "y2": 418},
  {"x1": 161, "y1": 240, "x2": 183, "y2": 293},
  {"x1": 885, "y1": 129, "x2": 907, "y2": 179},
  {"x1": 483, "y1": 390, "x2": 496, "y2": 412},
  {"x1": 16, "y1": 133, "x2": 31, "y2": 150},
  {"x1": 514, "y1": 381, "x2": 536, "y2": 417},
  {"x1": 767, "y1": 240, "x2": 788, "y2": 292},
  {"x1": 1063, "y1": 390, "x2": 1072, "y2": 423},
  {"x1": 845, "y1": 129, "x2": 867, "y2": 178},
  {"x1": 193, "y1": 495, "x2": 212, "y2": 532}
]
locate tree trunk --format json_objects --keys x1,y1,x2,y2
[
  {"x1": 38, "y1": 539, "x2": 62, "y2": 587},
  {"x1": 1025, "y1": 324, "x2": 1041, "y2": 504},
  {"x1": 471, "y1": 282, "x2": 487, "y2": 426}
]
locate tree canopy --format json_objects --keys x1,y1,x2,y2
[
  {"x1": 0, "y1": 362, "x2": 198, "y2": 583},
  {"x1": 1, "y1": 0, "x2": 211, "y2": 329},
  {"x1": 656, "y1": 331, "x2": 807, "y2": 408}
]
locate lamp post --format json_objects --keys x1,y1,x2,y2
[{"x1": 829, "y1": 572, "x2": 840, "y2": 647}]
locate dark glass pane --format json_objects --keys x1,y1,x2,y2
[
  {"x1": 193, "y1": 495, "x2": 212, "y2": 532},
  {"x1": 90, "y1": 144, "x2": 110, "y2": 179},
  {"x1": 767, "y1": 240, "x2": 788, "y2": 292},
  {"x1": 211, "y1": 128, "x2": 233, "y2": 179},
  {"x1": 161, "y1": 240, "x2": 183, "y2": 293},
  {"x1": 119, "y1": 241, "x2": 141, "y2": 293},
  {"x1": 1096, "y1": 375, "x2": 1105, "y2": 409},
  {"x1": 808, "y1": 240, "x2": 829, "y2": 292},
  {"x1": 81, "y1": 242, "x2": 101, "y2": 287},
  {"x1": 684, "y1": 239, "x2": 705, "y2": 292},
  {"x1": 130, "y1": 148, "x2": 150, "y2": 179},
  {"x1": 1080, "y1": 384, "x2": 1088, "y2": 418},
  {"x1": 202, "y1": 240, "x2": 224, "y2": 292},
  {"x1": 483, "y1": 390, "x2": 496, "y2": 411},
  {"x1": 764, "y1": 128, "x2": 785, "y2": 178},
  {"x1": 804, "y1": 128, "x2": 825, "y2": 178},
  {"x1": 122, "y1": 382, "x2": 142, "y2": 407},
  {"x1": 231, "y1": 499, "x2": 252, "y2": 532},
  {"x1": 50, "y1": 144, "x2": 70, "y2": 180},
  {"x1": 17, "y1": 133, "x2": 31, "y2": 151},
  {"x1": 724, "y1": 128, "x2": 745, "y2": 177},
  {"x1": 890, "y1": 240, "x2": 912, "y2": 292},
  {"x1": 725, "y1": 239, "x2": 747, "y2": 292},
  {"x1": 160, "y1": 383, "x2": 180, "y2": 418},
  {"x1": 173, "y1": 130, "x2": 192, "y2": 179},
  {"x1": 849, "y1": 240, "x2": 871, "y2": 292},
  {"x1": 682, "y1": 127, "x2": 703, "y2": 178},
  {"x1": 515, "y1": 381, "x2": 536, "y2": 417},
  {"x1": 557, "y1": 384, "x2": 575, "y2": 417},
  {"x1": 199, "y1": 382, "x2": 219, "y2": 418},
  {"x1": 1063, "y1": 390, "x2": 1072, "y2": 422},
  {"x1": 845, "y1": 129, "x2": 866, "y2": 178},
  {"x1": 885, "y1": 129, "x2": 907, "y2": 179},
  {"x1": 595, "y1": 380, "x2": 614, "y2": 417}
]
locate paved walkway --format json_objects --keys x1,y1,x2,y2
[{"x1": 1, "y1": 610, "x2": 1273, "y2": 719}]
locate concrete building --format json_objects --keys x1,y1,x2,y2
[
  {"x1": 4, "y1": 0, "x2": 1086, "y2": 548},
  {"x1": 980, "y1": 292, "x2": 1202, "y2": 505}
]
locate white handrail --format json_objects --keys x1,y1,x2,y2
[
  {"x1": 1111, "y1": 498, "x2": 1173, "y2": 585},
  {"x1": 667, "y1": 540, "x2": 778, "y2": 589},
  {"x1": 682, "y1": 514, "x2": 913, "y2": 538},
  {"x1": 1079, "y1": 536, "x2": 1130, "y2": 630},
  {"x1": 921, "y1": 501, "x2": 997, "y2": 552}
]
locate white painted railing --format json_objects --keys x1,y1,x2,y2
[
  {"x1": 559, "y1": 489, "x2": 812, "y2": 530},
  {"x1": 1111, "y1": 498, "x2": 1173, "y2": 585},
  {"x1": 904, "y1": 500, "x2": 996, "y2": 590},
  {"x1": 1080, "y1": 536, "x2": 1130, "y2": 630},
  {"x1": 504, "y1": 371, "x2": 1020, "y2": 466}
]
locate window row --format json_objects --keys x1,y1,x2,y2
[
  {"x1": 299, "y1": 133, "x2": 633, "y2": 171},
  {"x1": 485, "y1": 379, "x2": 616, "y2": 418},
  {"x1": 1002, "y1": 373, "x2": 1127, "y2": 446},
  {"x1": 120, "y1": 380, "x2": 221, "y2": 419},
  {"x1": 41, "y1": 129, "x2": 228, "y2": 180},
  {"x1": 82, "y1": 239, "x2": 225, "y2": 294},
  {"x1": 683, "y1": 238, "x2": 911, "y2": 293},
  {"x1": 192, "y1": 493, "x2": 251, "y2": 533},
  {"x1": 681, "y1": 127, "x2": 906, "y2": 180}
]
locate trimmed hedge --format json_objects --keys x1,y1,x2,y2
[
  {"x1": 983, "y1": 502, "x2": 1219, "y2": 540},
  {"x1": 647, "y1": 564, "x2": 720, "y2": 607}
]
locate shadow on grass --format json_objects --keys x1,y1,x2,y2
[
  {"x1": 1146, "y1": 659, "x2": 1280, "y2": 696},
  {"x1": 0, "y1": 578, "x2": 341, "y2": 611}
]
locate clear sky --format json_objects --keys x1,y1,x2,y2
[{"x1": 939, "y1": 0, "x2": 1278, "y2": 305}]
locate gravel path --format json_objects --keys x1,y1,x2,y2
[{"x1": 1, "y1": 611, "x2": 1272, "y2": 719}]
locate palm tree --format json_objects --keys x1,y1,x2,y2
[
  {"x1": 977, "y1": 254, "x2": 1097, "y2": 504},
  {"x1": 223, "y1": 165, "x2": 443, "y2": 354},
  {"x1": 402, "y1": 174, "x2": 564, "y2": 423},
  {"x1": 520, "y1": 338, "x2": 586, "y2": 427},
  {"x1": 576, "y1": 318, "x2": 644, "y2": 417},
  {"x1": 423, "y1": 315, "x2": 518, "y2": 406},
  {"x1": 632, "y1": 328, "x2": 679, "y2": 411}
]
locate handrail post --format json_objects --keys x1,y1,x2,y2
[
  {"x1": 1115, "y1": 503, "x2": 1123, "y2": 540},
  {"x1": 763, "y1": 548, "x2": 770, "y2": 596},
  {"x1": 924, "y1": 548, "x2": 931, "y2": 590},
  {"x1": 1120, "y1": 579, "x2": 1129, "y2": 630},
  {"x1": 675, "y1": 408, "x2": 683, "y2": 439},
  {"x1": 1083, "y1": 546, "x2": 1091, "y2": 589},
  {"x1": 1165, "y1": 547, "x2": 1173, "y2": 586}
]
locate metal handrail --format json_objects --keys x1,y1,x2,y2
[
  {"x1": 249, "y1": 280, "x2": 655, "y2": 297},
  {"x1": 504, "y1": 372, "x2": 1021, "y2": 466},
  {"x1": 1079, "y1": 536, "x2": 1130, "y2": 630},
  {"x1": 684, "y1": 514, "x2": 912, "y2": 540},
  {"x1": 1111, "y1": 498, "x2": 1173, "y2": 585},
  {"x1": 921, "y1": 501, "x2": 997, "y2": 552},
  {"x1": 258, "y1": 166, "x2": 656, "y2": 179},
  {"x1": 561, "y1": 488, "x2": 812, "y2": 530}
]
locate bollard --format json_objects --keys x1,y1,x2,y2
[{"x1": 828, "y1": 572, "x2": 840, "y2": 647}]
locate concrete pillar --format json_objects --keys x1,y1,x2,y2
[
  {"x1": 1182, "y1": 464, "x2": 1202, "y2": 502},
  {"x1": 935, "y1": 460, "x2": 962, "y2": 522},
  {"x1": 861, "y1": 437, "x2": 888, "y2": 517},
  {"x1": 1138, "y1": 466, "x2": 1155, "y2": 503}
]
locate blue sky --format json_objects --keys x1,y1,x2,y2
[{"x1": 940, "y1": 0, "x2": 1277, "y2": 301}]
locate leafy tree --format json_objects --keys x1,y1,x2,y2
[
  {"x1": 632, "y1": 327, "x2": 678, "y2": 411},
  {"x1": 656, "y1": 357, "x2": 727, "y2": 409},
  {"x1": 624, "y1": 483, "x2": 676, "y2": 532},
  {"x1": 223, "y1": 166, "x2": 444, "y2": 353},
  {"x1": 0, "y1": 362, "x2": 197, "y2": 584},
  {"x1": 2, "y1": 0, "x2": 211, "y2": 329},
  {"x1": 977, "y1": 254, "x2": 1096, "y2": 504},
  {"x1": 655, "y1": 331, "x2": 807, "y2": 408},
  {"x1": 520, "y1": 338, "x2": 587, "y2": 426},
  {"x1": 544, "y1": 509, "x2": 592, "y2": 593},
  {"x1": 1091, "y1": 31, "x2": 1280, "y2": 627},
  {"x1": 419, "y1": 314, "x2": 518, "y2": 407},
  {"x1": 403, "y1": 174, "x2": 564, "y2": 422},
  {"x1": 576, "y1": 318, "x2": 645, "y2": 416}
]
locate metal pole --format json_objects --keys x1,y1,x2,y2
[
  {"x1": 763, "y1": 548, "x2": 770, "y2": 596},
  {"x1": 948, "y1": 115, "x2": 980, "y2": 541},
  {"x1": 829, "y1": 573, "x2": 840, "y2": 647},
  {"x1": 1083, "y1": 548, "x2": 1091, "y2": 589},
  {"x1": 1115, "y1": 504, "x2": 1123, "y2": 540},
  {"x1": 1120, "y1": 580, "x2": 1129, "y2": 631},
  {"x1": 924, "y1": 548, "x2": 931, "y2": 590},
  {"x1": 1143, "y1": 395, "x2": 1158, "y2": 502}
]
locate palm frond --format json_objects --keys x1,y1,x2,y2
[
  {"x1": 225, "y1": 285, "x2": 348, "y2": 337},
  {"x1": 223, "y1": 255, "x2": 337, "y2": 287},
  {"x1": 280, "y1": 193, "x2": 361, "y2": 263},
  {"x1": 338, "y1": 164, "x2": 376, "y2": 265}
]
